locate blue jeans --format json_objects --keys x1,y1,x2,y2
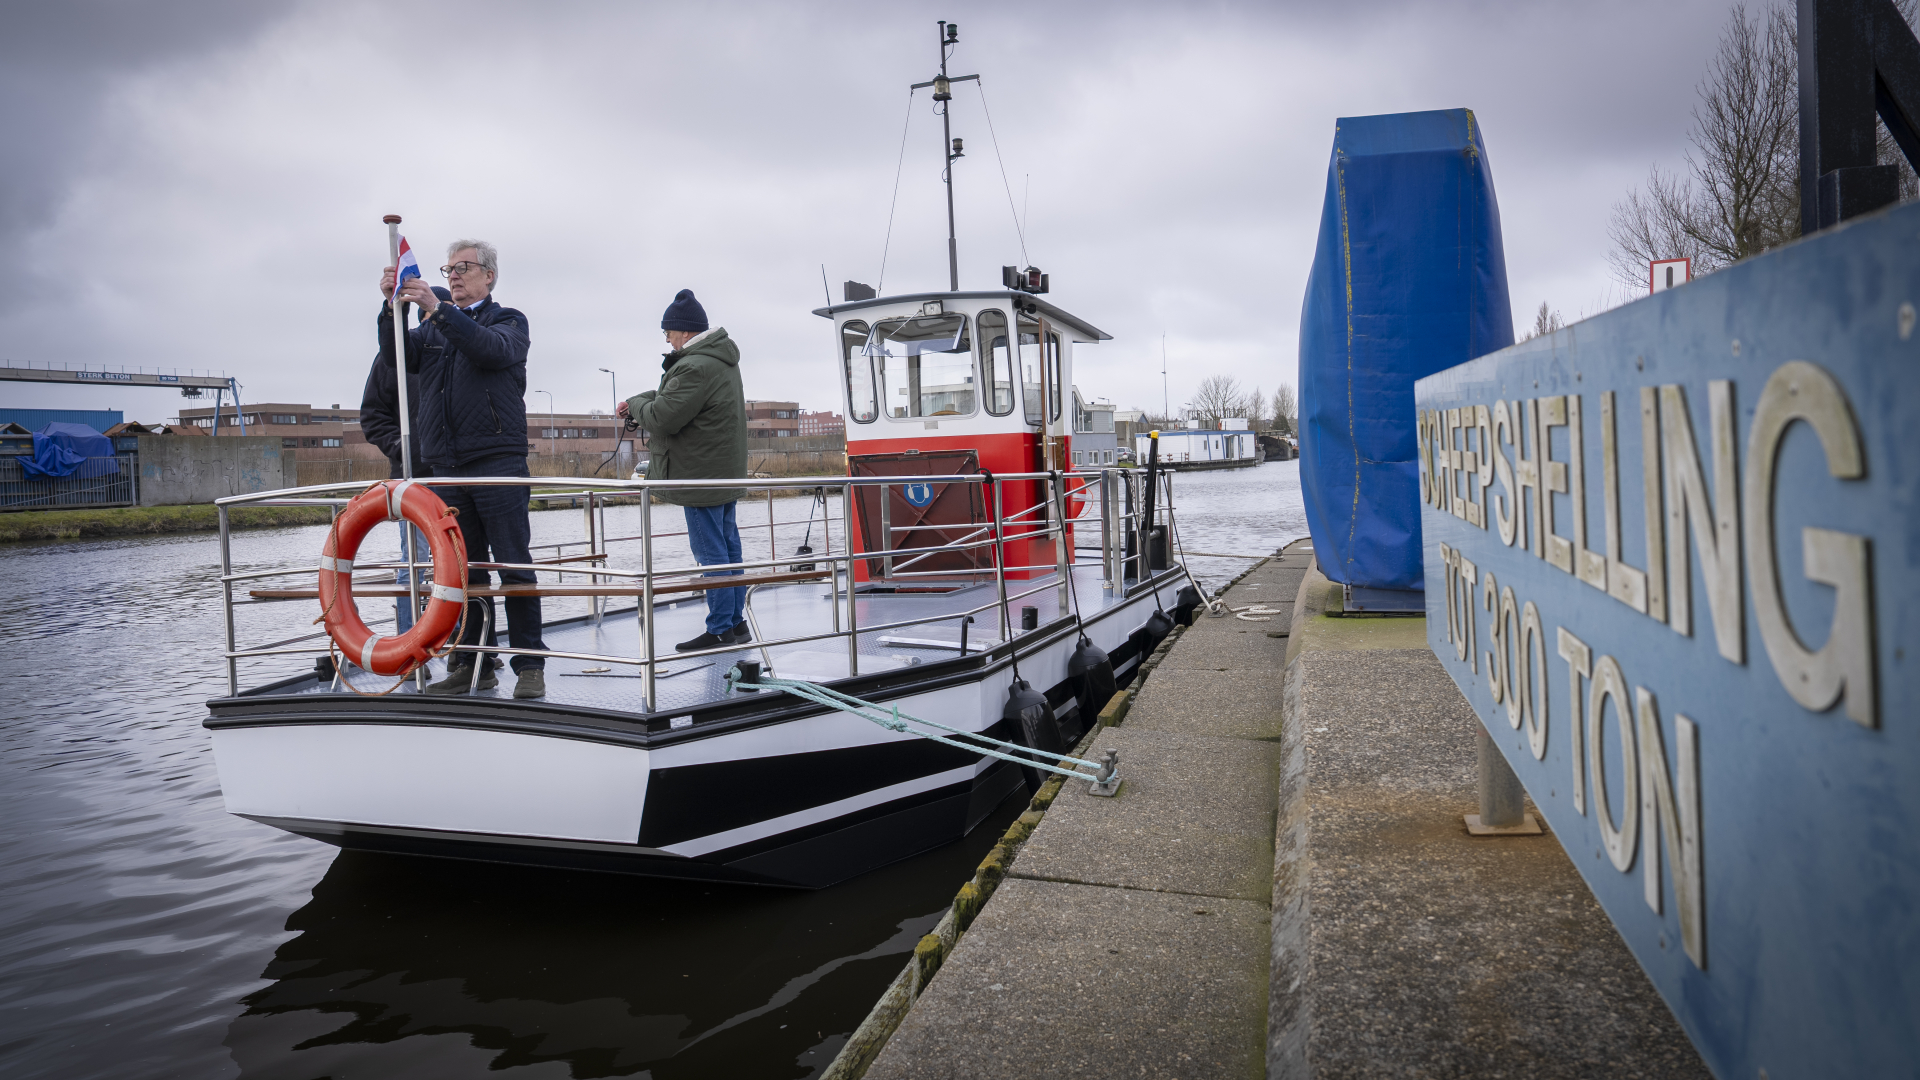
[
  {"x1": 441, "y1": 454, "x2": 547, "y2": 672},
  {"x1": 394, "y1": 522, "x2": 429, "y2": 633},
  {"x1": 684, "y1": 502, "x2": 744, "y2": 635}
]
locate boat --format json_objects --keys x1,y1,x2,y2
[
  {"x1": 1132, "y1": 421, "x2": 1262, "y2": 470},
  {"x1": 201, "y1": 26, "x2": 1202, "y2": 889}
]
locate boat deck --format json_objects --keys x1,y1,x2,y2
[{"x1": 282, "y1": 564, "x2": 1177, "y2": 716}]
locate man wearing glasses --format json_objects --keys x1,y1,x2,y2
[{"x1": 378, "y1": 240, "x2": 548, "y2": 699}]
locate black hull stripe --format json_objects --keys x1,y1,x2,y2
[{"x1": 249, "y1": 761, "x2": 1028, "y2": 889}]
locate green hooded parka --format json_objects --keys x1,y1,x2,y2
[{"x1": 624, "y1": 327, "x2": 747, "y2": 506}]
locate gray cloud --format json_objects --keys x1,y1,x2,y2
[
  {"x1": 0, "y1": 0, "x2": 300, "y2": 300},
  {"x1": 1, "y1": 0, "x2": 1741, "y2": 421}
]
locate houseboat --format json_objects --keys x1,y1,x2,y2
[{"x1": 1133, "y1": 421, "x2": 1262, "y2": 470}]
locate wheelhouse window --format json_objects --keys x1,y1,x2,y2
[
  {"x1": 979, "y1": 309, "x2": 1014, "y2": 415},
  {"x1": 1018, "y1": 315, "x2": 1058, "y2": 424},
  {"x1": 1046, "y1": 332, "x2": 1063, "y2": 421},
  {"x1": 842, "y1": 320, "x2": 875, "y2": 423},
  {"x1": 867, "y1": 314, "x2": 974, "y2": 418}
]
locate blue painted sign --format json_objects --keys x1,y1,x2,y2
[
  {"x1": 902, "y1": 482, "x2": 935, "y2": 508},
  {"x1": 1415, "y1": 201, "x2": 1919, "y2": 1079}
]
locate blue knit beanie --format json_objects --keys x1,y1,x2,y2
[{"x1": 661, "y1": 289, "x2": 709, "y2": 333}]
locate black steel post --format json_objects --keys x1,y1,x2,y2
[
  {"x1": 1139, "y1": 432, "x2": 1161, "y2": 579},
  {"x1": 1798, "y1": 0, "x2": 1920, "y2": 233}
]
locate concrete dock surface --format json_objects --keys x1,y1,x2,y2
[{"x1": 863, "y1": 540, "x2": 1710, "y2": 1079}]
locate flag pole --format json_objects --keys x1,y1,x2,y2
[
  {"x1": 384, "y1": 214, "x2": 428, "y2": 689},
  {"x1": 383, "y1": 214, "x2": 414, "y2": 481}
]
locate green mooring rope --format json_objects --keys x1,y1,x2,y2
[{"x1": 723, "y1": 671, "x2": 1116, "y2": 786}]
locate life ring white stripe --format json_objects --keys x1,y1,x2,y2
[
  {"x1": 429, "y1": 583, "x2": 465, "y2": 603},
  {"x1": 318, "y1": 556, "x2": 353, "y2": 573},
  {"x1": 387, "y1": 479, "x2": 417, "y2": 521},
  {"x1": 359, "y1": 634, "x2": 382, "y2": 671}
]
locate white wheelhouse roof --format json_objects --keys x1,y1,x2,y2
[{"x1": 812, "y1": 291, "x2": 1113, "y2": 343}]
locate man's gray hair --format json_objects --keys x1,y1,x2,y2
[{"x1": 447, "y1": 239, "x2": 499, "y2": 285}]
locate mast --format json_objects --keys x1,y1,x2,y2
[{"x1": 913, "y1": 22, "x2": 976, "y2": 292}]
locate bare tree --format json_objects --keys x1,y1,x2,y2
[
  {"x1": 1609, "y1": 2, "x2": 1917, "y2": 291},
  {"x1": 1246, "y1": 385, "x2": 1268, "y2": 431},
  {"x1": 1271, "y1": 383, "x2": 1297, "y2": 436},
  {"x1": 1188, "y1": 374, "x2": 1255, "y2": 429},
  {"x1": 1608, "y1": 4, "x2": 1800, "y2": 289},
  {"x1": 1522, "y1": 301, "x2": 1565, "y2": 340}
]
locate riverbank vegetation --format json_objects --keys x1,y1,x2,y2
[{"x1": 0, "y1": 504, "x2": 335, "y2": 543}]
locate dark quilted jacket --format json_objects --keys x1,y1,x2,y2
[
  {"x1": 377, "y1": 296, "x2": 531, "y2": 468},
  {"x1": 358, "y1": 350, "x2": 424, "y2": 478}
]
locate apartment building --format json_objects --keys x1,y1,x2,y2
[
  {"x1": 1071, "y1": 389, "x2": 1118, "y2": 466},
  {"x1": 745, "y1": 400, "x2": 801, "y2": 438},
  {"x1": 178, "y1": 402, "x2": 640, "y2": 459},
  {"x1": 177, "y1": 402, "x2": 358, "y2": 449},
  {"x1": 797, "y1": 410, "x2": 844, "y2": 437},
  {"x1": 528, "y1": 412, "x2": 638, "y2": 458}
]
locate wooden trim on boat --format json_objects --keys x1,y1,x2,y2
[{"x1": 248, "y1": 570, "x2": 830, "y2": 600}]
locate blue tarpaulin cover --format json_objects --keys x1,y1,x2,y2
[
  {"x1": 1298, "y1": 108, "x2": 1514, "y2": 591},
  {"x1": 23, "y1": 423, "x2": 116, "y2": 479}
]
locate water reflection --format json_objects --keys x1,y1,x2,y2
[{"x1": 227, "y1": 796, "x2": 1017, "y2": 1080}]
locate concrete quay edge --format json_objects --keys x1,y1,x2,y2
[
  {"x1": 853, "y1": 544, "x2": 1311, "y2": 1080},
  {"x1": 823, "y1": 547, "x2": 1299, "y2": 1080}
]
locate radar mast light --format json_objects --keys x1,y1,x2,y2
[
  {"x1": 906, "y1": 20, "x2": 978, "y2": 292},
  {"x1": 1002, "y1": 264, "x2": 1049, "y2": 295}
]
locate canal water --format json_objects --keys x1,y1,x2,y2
[{"x1": 0, "y1": 461, "x2": 1303, "y2": 1079}]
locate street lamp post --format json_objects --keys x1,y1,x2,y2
[{"x1": 598, "y1": 367, "x2": 621, "y2": 461}]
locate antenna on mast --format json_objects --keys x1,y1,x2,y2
[
  {"x1": 1161, "y1": 333, "x2": 1170, "y2": 423},
  {"x1": 910, "y1": 21, "x2": 978, "y2": 292}
]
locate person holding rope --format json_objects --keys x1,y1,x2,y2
[
  {"x1": 378, "y1": 239, "x2": 548, "y2": 699},
  {"x1": 616, "y1": 289, "x2": 750, "y2": 651}
]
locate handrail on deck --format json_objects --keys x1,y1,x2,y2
[{"x1": 212, "y1": 467, "x2": 1180, "y2": 710}]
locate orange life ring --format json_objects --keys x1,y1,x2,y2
[
  {"x1": 318, "y1": 480, "x2": 467, "y2": 676},
  {"x1": 1064, "y1": 473, "x2": 1090, "y2": 520}
]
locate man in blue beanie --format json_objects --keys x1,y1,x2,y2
[{"x1": 616, "y1": 289, "x2": 750, "y2": 651}]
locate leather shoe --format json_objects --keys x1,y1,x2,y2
[
  {"x1": 729, "y1": 621, "x2": 752, "y2": 643},
  {"x1": 676, "y1": 631, "x2": 729, "y2": 652}
]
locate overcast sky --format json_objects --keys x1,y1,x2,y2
[{"x1": 1, "y1": 0, "x2": 1738, "y2": 422}]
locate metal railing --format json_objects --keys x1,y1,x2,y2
[
  {"x1": 0, "y1": 453, "x2": 137, "y2": 510},
  {"x1": 212, "y1": 467, "x2": 1181, "y2": 712}
]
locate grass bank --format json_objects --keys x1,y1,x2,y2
[{"x1": 0, "y1": 504, "x2": 335, "y2": 543}]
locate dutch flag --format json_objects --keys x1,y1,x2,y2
[{"x1": 391, "y1": 235, "x2": 421, "y2": 301}]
